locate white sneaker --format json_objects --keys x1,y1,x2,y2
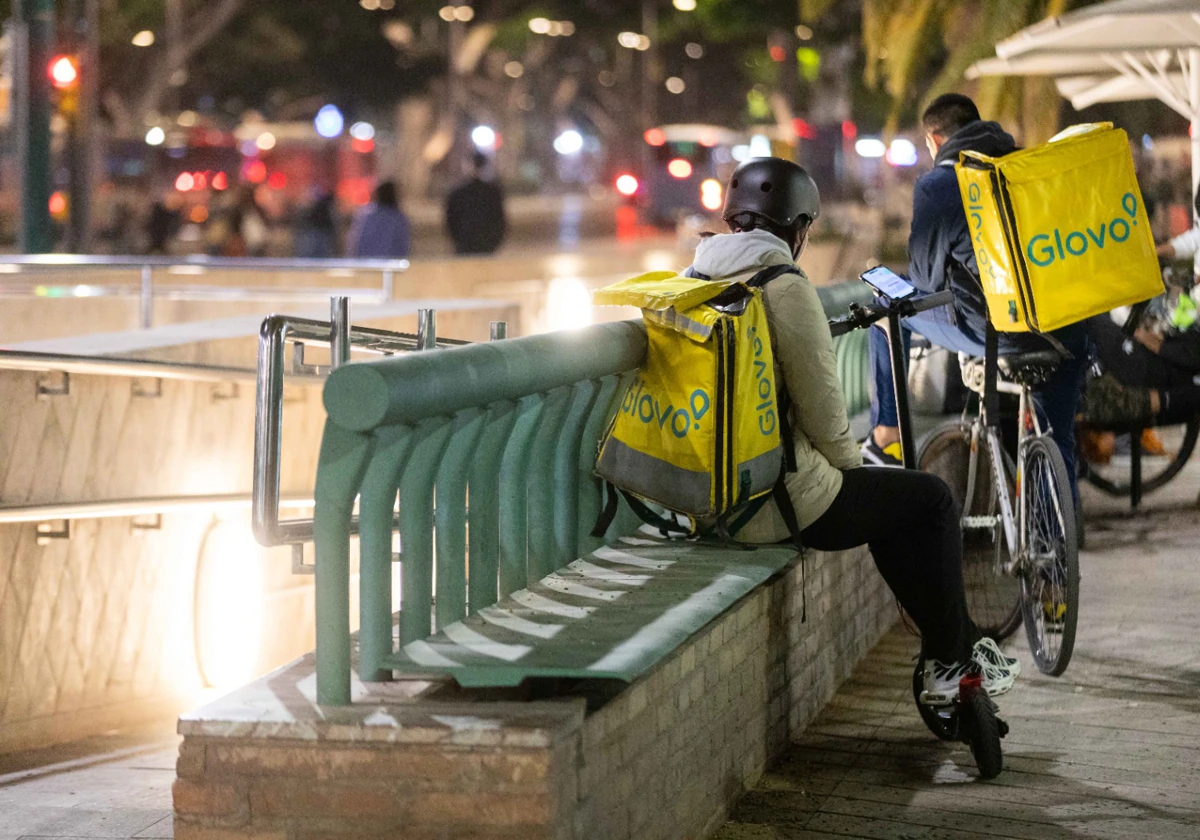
[
  {"x1": 972, "y1": 637, "x2": 1021, "y2": 678},
  {"x1": 920, "y1": 657, "x2": 1016, "y2": 707}
]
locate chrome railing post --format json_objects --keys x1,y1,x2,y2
[
  {"x1": 330, "y1": 296, "x2": 350, "y2": 369},
  {"x1": 489, "y1": 320, "x2": 508, "y2": 341},
  {"x1": 252, "y1": 316, "x2": 288, "y2": 547},
  {"x1": 417, "y1": 308, "x2": 437, "y2": 350},
  {"x1": 139, "y1": 264, "x2": 152, "y2": 328}
]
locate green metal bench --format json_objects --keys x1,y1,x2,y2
[{"x1": 312, "y1": 284, "x2": 872, "y2": 705}]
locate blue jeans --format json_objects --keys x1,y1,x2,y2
[{"x1": 869, "y1": 297, "x2": 1088, "y2": 496}]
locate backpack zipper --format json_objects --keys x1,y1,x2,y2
[{"x1": 713, "y1": 319, "x2": 727, "y2": 513}]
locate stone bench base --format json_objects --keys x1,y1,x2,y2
[{"x1": 174, "y1": 544, "x2": 896, "y2": 840}]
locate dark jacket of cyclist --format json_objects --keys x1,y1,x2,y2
[
  {"x1": 688, "y1": 157, "x2": 1019, "y2": 704},
  {"x1": 908, "y1": 119, "x2": 1015, "y2": 339}
]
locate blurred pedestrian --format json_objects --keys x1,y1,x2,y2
[
  {"x1": 145, "y1": 193, "x2": 180, "y2": 255},
  {"x1": 347, "y1": 181, "x2": 411, "y2": 259},
  {"x1": 294, "y1": 191, "x2": 339, "y2": 258},
  {"x1": 208, "y1": 186, "x2": 269, "y2": 257},
  {"x1": 444, "y1": 152, "x2": 507, "y2": 255}
]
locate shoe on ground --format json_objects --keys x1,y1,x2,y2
[
  {"x1": 1078, "y1": 428, "x2": 1115, "y2": 466},
  {"x1": 861, "y1": 436, "x2": 903, "y2": 468},
  {"x1": 1141, "y1": 428, "x2": 1168, "y2": 456}
]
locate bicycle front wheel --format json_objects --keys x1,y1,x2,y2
[
  {"x1": 918, "y1": 422, "x2": 1022, "y2": 641},
  {"x1": 1019, "y1": 436, "x2": 1080, "y2": 676}
]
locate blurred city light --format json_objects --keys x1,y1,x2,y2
[
  {"x1": 700, "y1": 179, "x2": 723, "y2": 211},
  {"x1": 438, "y1": 6, "x2": 456, "y2": 21},
  {"x1": 529, "y1": 17, "x2": 552, "y2": 34},
  {"x1": 255, "y1": 131, "x2": 276, "y2": 151},
  {"x1": 749, "y1": 134, "x2": 772, "y2": 157},
  {"x1": 553, "y1": 129, "x2": 584, "y2": 155},
  {"x1": 471, "y1": 125, "x2": 497, "y2": 149},
  {"x1": 795, "y1": 25, "x2": 814, "y2": 40},
  {"x1": 855, "y1": 138, "x2": 887, "y2": 158},
  {"x1": 48, "y1": 191, "x2": 67, "y2": 217},
  {"x1": 615, "y1": 174, "x2": 640, "y2": 196},
  {"x1": 667, "y1": 158, "x2": 693, "y2": 179},
  {"x1": 644, "y1": 127, "x2": 667, "y2": 146},
  {"x1": 246, "y1": 160, "x2": 268, "y2": 183},
  {"x1": 619, "y1": 32, "x2": 651, "y2": 50},
  {"x1": 174, "y1": 172, "x2": 195, "y2": 191},
  {"x1": 685, "y1": 42, "x2": 704, "y2": 59},
  {"x1": 193, "y1": 521, "x2": 263, "y2": 690},
  {"x1": 350, "y1": 121, "x2": 376, "y2": 141},
  {"x1": 212, "y1": 172, "x2": 229, "y2": 191},
  {"x1": 792, "y1": 118, "x2": 816, "y2": 140},
  {"x1": 699, "y1": 129, "x2": 719, "y2": 147},
  {"x1": 268, "y1": 172, "x2": 288, "y2": 190},
  {"x1": 841, "y1": 120, "x2": 858, "y2": 140},
  {"x1": 362, "y1": 0, "x2": 381, "y2": 9},
  {"x1": 731, "y1": 144, "x2": 751, "y2": 161},
  {"x1": 665, "y1": 77, "x2": 686, "y2": 94},
  {"x1": 49, "y1": 55, "x2": 78, "y2": 89},
  {"x1": 314, "y1": 104, "x2": 345, "y2": 138},
  {"x1": 131, "y1": 30, "x2": 155, "y2": 47},
  {"x1": 178, "y1": 110, "x2": 198, "y2": 127},
  {"x1": 546, "y1": 277, "x2": 593, "y2": 331},
  {"x1": 674, "y1": 0, "x2": 697, "y2": 10},
  {"x1": 504, "y1": 61, "x2": 524, "y2": 78},
  {"x1": 886, "y1": 138, "x2": 919, "y2": 167},
  {"x1": 145, "y1": 126, "x2": 165, "y2": 146}
]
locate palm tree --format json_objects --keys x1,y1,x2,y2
[{"x1": 854, "y1": 0, "x2": 1093, "y2": 143}]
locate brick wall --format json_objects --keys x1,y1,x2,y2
[{"x1": 174, "y1": 543, "x2": 898, "y2": 840}]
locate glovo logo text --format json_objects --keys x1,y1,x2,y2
[
  {"x1": 749, "y1": 326, "x2": 776, "y2": 436},
  {"x1": 965, "y1": 182, "x2": 1004, "y2": 288},
  {"x1": 1024, "y1": 193, "x2": 1141, "y2": 269},
  {"x1": 621, "y1": 378, "x2": 710, "y2": 439}
]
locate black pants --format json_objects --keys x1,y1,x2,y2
[
  {"x1": 800, "y1": 466, "x2": 979, "y2": 663},
  {"x1": 1089, "y1": 316, "x2": 1200, "y2": 423}
]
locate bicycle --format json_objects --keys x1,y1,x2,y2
[
  {"x1": 829, "y1": 286, "x2": 1009, "y2": 780},
  {"x1": 916, "y1": 330, "x2": 1080, "y2": 678}
]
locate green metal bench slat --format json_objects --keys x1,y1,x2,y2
[
  {"x1": 434, "y1": 408, "x2": 487, "y2": 628},
  {"x1": 467, "y1": 401, "x2": 519, "y2": 615}
]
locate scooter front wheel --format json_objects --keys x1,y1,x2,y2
[{"x1": 961, "y1": 690, "x2": 1005, "y2": 779}]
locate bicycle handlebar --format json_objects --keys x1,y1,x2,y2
[{"x1": 827, "y1": 288, "x2": 954, "y2": 337}]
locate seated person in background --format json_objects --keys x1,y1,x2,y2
[
  {"x1": 1156, "y1": 191, "x2": 1200, "y2": 284},
  {"x1": 1084, "y1": 312, "x2": 1200, "y2": 426},
  {"x1": 690, "y1": 157, "x2": 1019, "y2": 706}
]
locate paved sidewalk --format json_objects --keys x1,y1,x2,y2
[
  {"x1": 0, "y1": 724, "x2": 177, "y2": 839},
  {"x1": 715, "y1": 476, "x2": 1200, "y2": 839}
]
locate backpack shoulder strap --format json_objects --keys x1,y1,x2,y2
[{"x1": 745, "y1": 264, "x2": 800, "y2": 289}]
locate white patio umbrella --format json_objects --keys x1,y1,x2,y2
[{"x1": 967, "y1": 0, "x2": 1200, "y2": 199}]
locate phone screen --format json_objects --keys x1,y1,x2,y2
[{"x1": 860, "y1": 266, "x2": 917, "y2": 301}]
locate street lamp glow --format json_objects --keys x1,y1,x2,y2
[
  {"x1": 886, "y1": 138, "x2": 919, "y2": 167},
  {"x1": 636, "y1": 35, "x2": 651, "y2": 50},
  {"x1": 438, "y1": 5, "x2": 456, "y2": 21},
  {"x1": 453, "y1": 5, "x2": 474, "y2": 21},
  {"x1": 615, "y1": 174, "x2": 640, "y2": 196},
  {"x1": 314, "y1": 104, "x2": 344, "y2": 138},
  {"x1": 350, "y1": 121, "x2": 376, "y2": 141},
  {"x1": 665, "y1": 76, "x2": 686, "y2": 94},
  {"x1": 132, "y1": 30, "x2": 155, "y2": 47},
  {"x1": 553, "y1": 129, "x2": 584, "y2": 155},
  {"x1": 855, "y1": 138, "x2": 887, "y2": 158},
  {"x1": 471, "y1": 125, "x2": 497, "y2": 149},
  {"x1": 685, "y1": 42, "x2": 704, "y2": 59},
  {"x1": 749, "y1": 134, "x2": 772, "y2": 157},
  {"x1": 256, "y1": 131, "x2": 276, "y2": 151},
  {"x1": 795, "y1": 25, "x2": 814, "y2": 40},
  {"x1": 618, "y1": 31, "x2": 641, "y2": 49},
  {"x1": 529, "y1": 17, "x2": 552, "y2": 34},
  {"x1": 145, "y1": 126, "x2": 165, "y2": 146},
  {"x1": 673, "y1": 0, "x2": 697, "y2": 10},
  {"x1": 504, "y1": 61, "x2": 524, "y2": 78}
]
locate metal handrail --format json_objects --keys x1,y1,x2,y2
[
  {"x1": 0, "y1": 493, "x2": 313, "y2": 524},
  {"x1": 0, "y1": 254, "x2": 407, "y2": 328},
  {"x1": 0, "y1": 348, "x2": 266, "y2": 383},
  {"x1": 252, "y1": 299, "x2": 469, "y2": 553}
]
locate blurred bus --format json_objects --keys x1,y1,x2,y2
[{"x1": 616, "y1": 124, "x2": 799, "y2": 228}]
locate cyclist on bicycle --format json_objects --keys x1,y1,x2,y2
[
  {"x1": 690, "y1": 157, "x2": 1019, "y2": 703},
  {"x1": 861, "y1": 94, "x2": 1089, "y2": 497}
]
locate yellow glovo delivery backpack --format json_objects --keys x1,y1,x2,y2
[
  {"x1": 955, "y1": 122, "x2": 1163, "y2": 333},
  {"x1": 589, "y1": 265, "x2": 803, "y2": 545}
]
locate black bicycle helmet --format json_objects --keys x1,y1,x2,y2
[{"x1": 722, "y1": 157, "x2": 820, "y2": 227}]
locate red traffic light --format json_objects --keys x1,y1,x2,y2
[{"x1": 49, "y1": 55, "x2": 79, "y2": 90}]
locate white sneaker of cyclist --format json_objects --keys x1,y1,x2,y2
[
  {"x1": 972, "y1": 636, "x2": 1021, "y2": 678},
  {"x1": 920, "y1": 657, "x2": 1015, "y2": 707}
]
